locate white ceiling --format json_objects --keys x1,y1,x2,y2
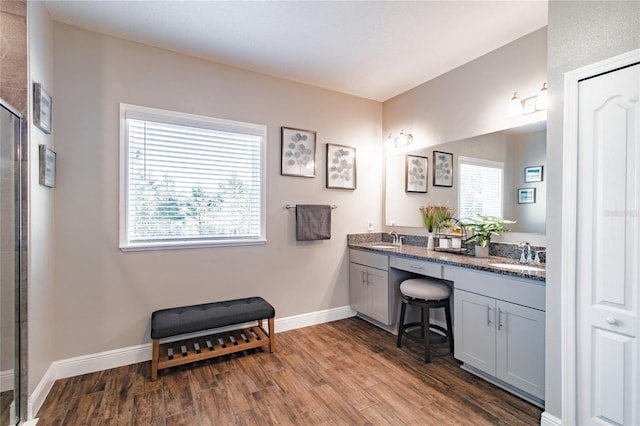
[{"x1": 42, "y1": 0, "x2": 548, "y2": 102}]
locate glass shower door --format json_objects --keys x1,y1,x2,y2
[{"x1": 0, "y1": 100, "x2": 22, "y2": 425}]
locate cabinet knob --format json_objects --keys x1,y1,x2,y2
[{"x1": 605, "y1": 316, "x2": 618, "y2": 325}]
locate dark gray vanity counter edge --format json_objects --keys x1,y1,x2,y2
[{"x1": 348, "y1": 233, "x2": 545, "y2": 283}]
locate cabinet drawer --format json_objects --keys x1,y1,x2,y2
[
  {"x1": 390, "y1": 257, "x2": 443, "y2": 279},
  {"x1": 453, "y1": 267, "x2": 545, "y2": 311},
  {"x1": 349, "y1": 249, "x2": 388, "y2": 270}
]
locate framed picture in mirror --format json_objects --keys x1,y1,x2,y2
[
  {"x1": 524, "y1": 165, "x2": 543, "y2": 182},
  {"x1": 405, "y1": 155, "x2": 428, "y2": 193},
  {"x1": 433, "y1": 151, "x2": 453, "y2": 187},
  {"x1": 518, "y1": 188, "x2": 536, "y2": 204}
]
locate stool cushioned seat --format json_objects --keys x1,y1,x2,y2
[{"x1": 400, "y1": 278, "x2": 451, "y2": 300}]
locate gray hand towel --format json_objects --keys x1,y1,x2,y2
[{"x1": 296, "y1": 205, "x2": 332, "y2": 241}]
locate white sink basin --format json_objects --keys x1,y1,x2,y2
[
  {"x1": 490, "y1": 263, "x2": 545, "y2": 272},
  {"x1": 370, "y1": 244, "x2": 398, "y2": 249}
]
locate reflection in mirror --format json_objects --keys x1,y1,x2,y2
[{"x1": 385, "y1": 122, "x2": 546, "y2": 234}]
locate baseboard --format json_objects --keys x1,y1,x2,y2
[
  {"x1": 540, "y1": 411, "x2": 562, "y2": 426},
  {"x1": 28, "y1": 305, "x2": 356, "y2": 419},
  {"x1": 0, "y1": 368, "x2": 13, "y2": 392},
  {"x1": 274, "y1": 305, "x2": 356, "y2": 332},
  {"x1": 28, "y1": 363, "x2": 55, "y2": 421}
]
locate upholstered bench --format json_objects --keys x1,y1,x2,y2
[{"x1": 150, "y1": 297, "x2": 275, "y2": 380}]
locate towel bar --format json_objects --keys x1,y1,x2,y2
[{"x1": 285, "y1": 204, "x2": 337, "y2": 209}]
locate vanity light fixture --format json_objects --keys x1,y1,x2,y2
[
  {"x1": 535, "y1": 82, "x2": 548, "y2": 111},
  {"x1": 507, "y1": 92, "x2": 523, "y2": 117},
  {"x1": 387, "y1": 129, "x2": 414, "y2": 149},
  {"x1": 507, "y1": 82, "x2": 548, "y2": 117}
]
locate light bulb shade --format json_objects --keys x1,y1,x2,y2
[
  {"x1": 507, "y1": 92, "x2": 523, "y2": 117},
  {"x1": 395, "y1": 129, "x2": 413, "y2": 148},
  {"x1": 535, "y1": 83, "x2": 548, "y2": 111},
  {"x1": 385, "y1": 133, "x2": 394, "y2": 150}
]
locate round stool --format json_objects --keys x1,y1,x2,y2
[{"x1": 396, "y1": 278, "x2": 454, "y2": 363}]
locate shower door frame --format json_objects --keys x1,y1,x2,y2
[{"x1": 1, "y1": 97, "x2": 28, "y2": 425}]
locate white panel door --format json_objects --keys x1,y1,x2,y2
[
  {"x1": 454, "y1": 289, "x2": 496, "y2": 375},
  {"x1": 496, "y1": 300, "x2": 545, "y2": 400},
  {"x1": 366, "y1": 267, "x2": 390, "y2": 324},
  {"x1": 349, "y1": 263, "x2": 368, "y2": 315},
  {"x1": 577, "y1": 62, "x2": 640, "y2": 425}
]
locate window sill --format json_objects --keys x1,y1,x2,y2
[{"x1": 120, "y1": 238, "x2": 267, "y2": 252}]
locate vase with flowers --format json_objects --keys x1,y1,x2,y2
[{"x1": 419, "y1": 204, "x2": 455, "y2": 249}]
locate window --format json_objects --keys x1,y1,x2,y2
[
  {"x1": 458, "y1": 156, "x2": 503, "y2": 221},
  {"x1": 120, "y1": 104, "x2": 266, "y2": 250}
]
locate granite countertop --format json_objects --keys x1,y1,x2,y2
[{"x1": 348, "y1": 239, "x2": 546, "y2": 283}]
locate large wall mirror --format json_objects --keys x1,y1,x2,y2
[{"x1": 385, "y1": 121, "x2": 546, "y2": 234}]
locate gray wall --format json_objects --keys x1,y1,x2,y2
[
  {"x1": 383, "y1": 27, "x2": 548, "y2": 244},
  {"x1": 546, "y1": 0, "x2": 640, "y2": 419},
  {"x1": 505, "y1": 129, "x2": 546, "y2": 234},
  {"x1": 52, "y1": 23, "x2": 383, "y2": 360},
  {"x1": 27, "y1": 0, "x2": 57, "y2": 403}
]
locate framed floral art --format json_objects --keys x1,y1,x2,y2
[
  {"x1": 281, "y1": 127, "x2": 316, "y2": 177},
  {"x1": 326, "y1": 143, "x2": 356, "y2": 190}
]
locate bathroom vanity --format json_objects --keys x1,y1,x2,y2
[{"x1": 348, "y1": 236, "x2": 545, "y2": 408}]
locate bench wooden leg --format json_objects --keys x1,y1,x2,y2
[
  {"x1": 268, "y1": 317, "x2": 275, "y2": 353},
  {"x1": 151, "y1": 339, "x2": 159, "y2": 381}
]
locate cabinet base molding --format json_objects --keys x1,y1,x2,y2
[
  {"x1": 356, "y1": 312, "x2": 398, "y2": 334},
  {"x1": 460, "y1": 364, "x2": 544, "y2": 409}
]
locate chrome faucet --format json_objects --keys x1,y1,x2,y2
[
  {"x1": 388, "y1": 231, "x2": 401, "y2": 246},
  {"x1": 534, "y1": 250, "x2": 546, "y2": 265},
  {"x1": 388, "y1": 230, "x2": 398, "y2": 245},
  {"x1": 519, "y1": 241, "x2": 532, "y2": 264}
]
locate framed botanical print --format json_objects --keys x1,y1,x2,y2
[
  {"x1": 433, "y1": 150, "x2": 453, "y2": 187},
  {"x1": 405, "y1": 155, "x2": 428, "y2": 193},
  {"x1": 326, "y1": 143, "x2": 356, "y2": 190},
  {"x1": 281, "y1": 127, "x2": 316, "y2": 177}
]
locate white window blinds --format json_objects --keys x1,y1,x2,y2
[
  {"x1": 458, "y1": 156, "x2": 503, "y2": 220},
  {"x1": 120, "y1": 104, "x2": 266, "y2": 250}
]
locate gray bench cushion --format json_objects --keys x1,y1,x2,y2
[{"x1": 151, "y1": 297, "x2": 275, "y2": 339}]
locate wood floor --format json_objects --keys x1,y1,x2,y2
[{"x1": 35, "y1": 317, "x2": 542, "y2": 425}]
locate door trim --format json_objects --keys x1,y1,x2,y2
[{"x1": 561, "y1": 48, "x2": 640, "y2": 425}]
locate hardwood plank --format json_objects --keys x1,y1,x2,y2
[
  {"x1": 212, "y1": 370, "x2": 259, "y2": 414},
  {"x1": 165, "y1": 406, "x2": 199, "y2": 426},
  {"x1": 96, "y1": 412, "x2": 133, "y2": 426},
  {"x1": 309, "y1": 383, "x2": 368, "y2": 424},
  {"x1": 195, "y1": 388, "x2": 235, "y2": 425},
  {"x1": 250, "y1": 387, "x2": 300, "y2": 425},
  {"x1": 364, "y1": 382, "x2": 431, "y2": 424},
  {"x1": 62, "y1": 391, "x2": 103, "y2": 425},
  {"x1": 35, "y1": 317, "x2": 542, "y2": 425},
  {"x1": 131, "y1": 388, "x2": 164, "y2": 423},
  {"x1": 267, "y1": 369, "x2": 321, "y2": 413},
  {"x1": 99, "y1": 372, "x2": 138, "y2": 419},
  {"x1": 359, "y1": 402, "x2": 409, "y2": 425}
]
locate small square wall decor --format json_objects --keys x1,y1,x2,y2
[
  {"x1": 524, "y1": 165, "x2": 543, "y2": 182},
  {"x1": 33, "y1": 82, "x2": 52, "y2": 134},
  {"x1": 518, "y1": 188, "x2": 536, "y2": 204},
  {"x1": 39, "y1": 145, "x2": 56, "y2": 188}
]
